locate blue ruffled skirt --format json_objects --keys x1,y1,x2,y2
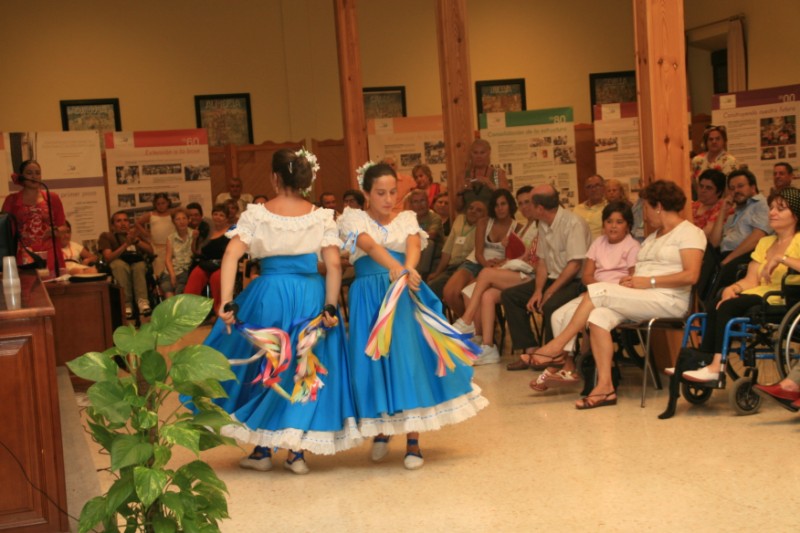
[
  {"x1": 347, "y1": 253, "x2": 488, "y2": 436},
  {"x1": 203, "y1": 254, "x2": 361, "y2": 454}
]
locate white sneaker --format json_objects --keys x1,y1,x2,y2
[
  {"x1": 404, "y1": 453, "x2": 424, "y2": 470},
  {"x1": 284, "y1": 452, "x2": 310, "y2": 475},
  {"x1": 239, "y1": 447, "x2": 272, "y2": 471},
  {"x1": 371, "y1": 437, "x2": 390, "y2": 462},
  {"x1": 137, "y1": 298, "x2": 151, "y2": 316},
  {"x1": 473, "y1": 344, "x2": 500, "y2": 366},
  {"x1": 125, "y1": 305, "x2": 133, "y2": 319},
  {"x1": 452, "y1": 318, "x2": 475, "y2": 335},
  {"x1": 664, "y1": 367, "x2": 675, "y2": 376},
  {"x1": 683, "y1": 367, "x2": 720, "y2": 383}
]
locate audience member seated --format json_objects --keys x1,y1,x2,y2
[
  {"x1": 409, "y1": 189, "x2": 443, "y2": 277},
  {"x1": 530, "y1": 202, "x2": 640, "y2": 391},
  {"x1": 319, "y1": 191, "x2": 338, "y2": 210},
  {"x1": 223, "y1": 198, "x2": 241, "y2": 224},
  {"x1": 432, "y1": 192, "x2": 452, "y2": 236},
  {"x1": 215, "y1": 176, "x2": 253, "y2": 214},
  {"x1": 692, "y1": 169, "x2": 728, "y2": 238},
  {"x1": 503, "y1": 184, "x2": 591, "y2": 370},
  {"x1": 428, "y1": 200, "x2": 486, "y2": 299},
  {"x1": 770, "y1": 161, "x2": 794, "y2": 195},
  {"x1": 442, "y1": 190, "x2": 513, "y2": 318},
  {"x1": 530, "y1": 180, "x2": 705, "y2": 409},
  {"x1": 382, "y1": 156, "x2": 416, "y2": 214},
  {"x1": 677, "y1": 188, "x2": 800, "y2": 389},
  {"x1": 690, "y1": 125, "x2": 738, "y2": 191},
  {"x1": 184, "y1": 204, "x2": 231, "y2": 317},
  {"x1": 461, "y1": 139, "x2": 510, "y2": 208},
  {"x1": 451, "y1": 186, "x2": 539, "y2": 365},
  {"x1": 253, "y1": 195, "x2": 269, "y2": 205},
  {"x1": 572, "y1": 174, "x2": 607, "y2": 239},
  {"x1": 605, "y1": 178, "x2": 630, "y2": 205},
  {"x1": 411, "y1": 164, "x2": 441, "y2": 207},
  {"x1": 342, "y1": 189, "x2": 365, "y2": 210},
  {"x1": 59, "y1": 220, "x2": 98, "y2": 274},
  {"x1": 755, "y1": 364, "x2": 800, "y2": 413},
  {"x1": 99, "y1": 211, "x2": 155, "y2": 318},
  {"x1": 135, "y1": 192, "x2": 175, "y2": 278},
  {"x1": 158, "y1": 208, "x2": 194, "y2": 298},
  {"x1": 705, "y1": 168, "x2": 771, "y2": 301},
  {"x1": 186, "y1": 202, "x2": 210, "y2": 245}
]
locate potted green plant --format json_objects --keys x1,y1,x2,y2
[{"x1": 67, "y1": 294, "x2": 238, "y2": 533}]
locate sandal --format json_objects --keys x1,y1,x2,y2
[
  {"x1": 284, "y1": 450, "x2": 310, "y2": 475},
  {"x1": 371, "y1": 435, "x2": 391, "y2": 462},
  {"x1": 576, "y1": 391, "x2": 617, "y2": 410},
  {"x1": 404, "y1": 438, "x2": 424, "y2": 470},
  {"x1": 529, "y1": 369, "x2": 555, "y2": 391},
  {"x1": 543, "y1": 369, "x2": 581, "y2": 386},
  {"x1": 524, "y1": 350, "x2": 566, "y2": 371}
]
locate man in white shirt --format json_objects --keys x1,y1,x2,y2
[{"x1": 215, "y1": 177, "x2": 253, "y2": 214}]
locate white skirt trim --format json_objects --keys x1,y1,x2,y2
[
  {"x1": 220, "y1": 417, "x2": 363, "y2": 456},
  {"x1": 357, "y1": 383, "x2": 489, "y2": 437}
]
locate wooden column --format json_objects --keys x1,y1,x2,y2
[
  {"x1": 334, "y1": 0, "x2": 369, "y2": 188},
  {"x1": 435, "y1": 0, "x2": 474, "y2": 212},
  {"x1": 633, "y1": 0, "x2": 691, "y2": 208}
]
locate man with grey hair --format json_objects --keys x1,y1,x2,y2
[
  {"x1": 215, "y1": 177, "x2": 253, "y2": 214},
  {"x1": 502, "y1": 184, "x2": 592, "y2": 370},
  {"x1": 572, "y1": 174, "x2": 607, "y2": 239}
]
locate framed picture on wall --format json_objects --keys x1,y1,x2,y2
[
  {"x1": 194, "y1": 93, "x2": 254, "y2": 147},
  {"x1": 60, "y1": 98, "x2": 122, "y2": 133},
  {"x1": 475, "y1": 78, "x2": 527, "y2": 118},
  {"x1": 363, "y1": 86, "x2": 407, "y2": 119},
  {"x1": 589, "y1": 70, "x2": 637, "y2": 110}
]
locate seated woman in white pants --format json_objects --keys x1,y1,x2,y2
[
  {"x1": 529, "y1": 180, "x2": 706, "y2": 409},
  {"x1": 531, "y1": 202, "x2": 640, "y2": 391}
]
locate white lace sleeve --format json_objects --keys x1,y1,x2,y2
[
  {"x1": 396, "y1": 210, "x2": 429, "y2": 251},
  {"x1": 318, "y1": 209, "x2": 343, "y2": 249},
  {"x1": 338, "y1": 207, "x2": 371, "y2": 241},
  {"x1": 225, "y1": 204, "x2": 263, "y2": 246}
]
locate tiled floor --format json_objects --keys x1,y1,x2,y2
[{"x1": 67, "y1": 325, "x2": 800, "y2": 532}]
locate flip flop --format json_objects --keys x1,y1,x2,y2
[{"x1": 576, "y1": 391, "x2": 617, "y2": 410}]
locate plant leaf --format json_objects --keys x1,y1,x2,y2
[
  {"x1": 133, "y1": 466, "x2": 169, "y2": 508},
  {"x1": 78, "y1": 495, "x2": 107, "y2": 533},
  {"x1": 193, "y1": 483, "x2": 229, "y2": 519},
  {"x1": 86, "y1": 420, "x2": 116, "y2": 451},
  {"x1": 191, "y1": 410, "x2": 234, "y2": 431},
  {"x1": 110, "y1": 434, "x2": 153, "y2": 471},
  {"x1": 132, "y1": 409, "x2": 159, "y2": 431},
  {"x1": 173, "y1": 378, "x2": 229, "y2": 400},
  {"x1": 161, "y1": 421, "x2": 200, "y2": 455},
  {"x1": 198, "y1": 428, "x2": 237, "y2": 451},
  {"x1": 67, "y1": 351, "x2": 118, "y2": 382},
  {"x1": 87, "y1": 381, "x2": 132, "y2": 424},
  {"x1": 140, "y1": 349, "x2": 168, "y2": 384},
  {"x1": 149, "y1": 294, "x2": 213, "y2": 345},
  {"x1": 184, "y1": 461, "x2": 227, "y2": 493},
  {"x1": 152, "y1": 444, "x2": 172, "y2": 469},
  {"x1": 113, "y1": 324, "x2": 156, "y2": 356},
  {"x1": 105, "y1": 473, "x2": 135, "y2": 515},
  {"x1": 170, "y1": 345, "x2": 235, "y2": 384},
  {"x1": 152, "y1": 514, "x2": 178, "y2": 533},
  {"x1": 160, "y1": 491, "x2": 185, "y2": 521}
]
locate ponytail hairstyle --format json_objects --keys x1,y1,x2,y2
[
  {"x1": 272, "y1": 149, "x2": 313, "y2": 191},
  {"x1": 361, "y1": 163, "x2": 396, "y2": 192}
]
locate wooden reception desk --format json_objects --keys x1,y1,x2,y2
[{"x1": 0, "y1": 274, "x2": 69, "y2": 532}]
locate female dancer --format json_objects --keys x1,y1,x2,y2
[
  {"x1": 339, "y1": 162, "x2": 488, "y2": 470},
  {"x1": 3, "y1": 160, "x2": 66, "y2": 274},
  {"x1": 209, "y1": 149, "x2": 360, "y2": 474}
]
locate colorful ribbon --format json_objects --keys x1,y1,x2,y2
[
  {"x1": 341, "y1": 231, "x2": 359, "y2": 255},
  {"x1": 228, "y1": 325, "x2": 292, "y2": 400},
  {"x1": 290, "y1": 312, "x2": 334, "y2": 403},
  {"x1": 365, "y1": 274, "x2": 479, "y2": 376}
]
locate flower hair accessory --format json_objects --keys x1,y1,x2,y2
[
  {"x1": 294, "y1": 147, "x2": 320, "y2": 196},
  {"x1": 355, "y1": 160, "x2": 375, "y2": 191}
]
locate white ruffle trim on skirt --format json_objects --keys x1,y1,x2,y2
[
  {"x1": 357, "y1": 383, "x2": 489, "y2": 437},
  {"x1": 220, "y1": 417, "x2": 363, "y2": 455}
]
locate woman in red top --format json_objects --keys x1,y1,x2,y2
[
  {"x1": 3, "y1": 160, "x2": 66, "y2": 273},
  {"x1": 692, "y1": 168, "x2": 728, "y2": 239}
]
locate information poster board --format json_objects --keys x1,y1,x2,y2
[
  {"x1": 367, "y1": 116, "x2": 447, "y2": 184},
  {"x1": 104, "y1": 129, "x2": 213, "y2": 220},
  {"x1": 712, "y1": 84, "x2": 800, "y2": 191},
  {"x1": 593, "y1": 102, "x2": 642, "y2": 198},
  {"x1": 479, "y1": 107, "x2": 578, "y2": 207},
  {"x1": 1, "y1": 131, "x2": 107, "y2": 250}
]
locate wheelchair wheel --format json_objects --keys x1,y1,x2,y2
[
  {"x1": 681, "y1": 381, "x2": 713, "y2": 405},
  {"x1": 728, "y1": 375, "x2": 762, "y2": 416},
  {"x1": 775, "y1": 300, "x2": 800, "y2": 379}
]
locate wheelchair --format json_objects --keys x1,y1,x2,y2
[{"x1": 676, "y1": 274, "x2": 800, "y2": 415}]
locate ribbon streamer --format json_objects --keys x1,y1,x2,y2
[
  {"x1": 290, "y1": 312, "x2": 334, "y2": 403},
  {"x1": 365, "y1": 274, "x2": 479, "y2": 376},
  {"x1": 229, "y1": 324, "x2": 292, "y2": 400}
]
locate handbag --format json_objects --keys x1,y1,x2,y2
[{"x1": 505, "y1": 231, "x2": 526, "y2": 259}]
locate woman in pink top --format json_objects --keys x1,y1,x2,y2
[{"x1": 530, "y1": 202, "x2": 640, "y2": 390}]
